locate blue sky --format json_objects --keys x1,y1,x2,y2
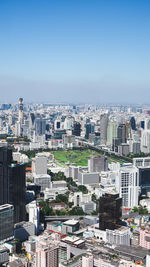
[{"x1": 0, "y1": 0, "x2": 150, "y2": 103}]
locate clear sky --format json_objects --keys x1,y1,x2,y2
[{"x1": 0, "y1": 0, "x2": 150, "y2": 104}]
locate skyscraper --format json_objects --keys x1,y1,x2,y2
[
  {"x1": 72, "y1": 121, "x2": 81, "y2": 136},
  {"x1": 117, "y1": 166, "x2": 139, "y2": 209},
  {"x1": 8, "y1": 163, "x2": 26, "y2": 223},
  {"x1": 35, "y1": 118, "x2": 46, "y2": 136},
  {"x1": 0, "y1": 147, "x2": 26, "y2": 223},
  {"x1": 0, "y1": 147, "x2": 12, "y2": 205},
  {"x1": 117, "y1": 124, "x2": 126, "y2": 144},
  {"x1": 99, "y1": 193, "x2": 122, "y2": 230},
  {"x1": 100, "y1": 113, "x2": 109, "y2": 145},
  {"x1": 0, "y1": 204, "x2": 14, "y2": 244},
  {"x1": 130, "y1": 117, "x2": 136, "y2": 130},
  {"x1": 18, "y1": 97, "x2": 23, "y2": 122}
]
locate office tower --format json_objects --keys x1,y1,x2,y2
[
  {"x1": 107, "y1": 121, "x2": 118, "y2": 145},
  {"x1": 0, "y1": 147, "x2": 12, "y2": 205},
  {"x1": 36, "y1": 242, "x2": 59, "y2": 267},
  {"x1": 32, "y1": 153, "x2": 47, "y2": 175},
  {"x1": 8, "y1": 163, "x2": 26, "y2": 223},
  {"x1": 28, "y1": 201, "x2": 39, "y2": 234},
  {"x1": 18, "y1": 97, "x2": 23, "y2": 122},
  {"x1": 29, "y1": 112, "x2": 35, "y2": 128},
  {"x1": 141, "y1": 121, "x2": 145, "y2": 129},
  {"x1": 88, "y1": 156, "x2": 108, "y2": 172},
  {"x1": 64, "y1": 117, "x2": 72, "y2": 130},
  {"x1": 85, "y1": 123, "x2": 91, "y2": 139},
  {"x1": 72, "y1": 121, "x2": 81, "y2": 136},
  {"x1": 117, "y1": 124, "x2": 126, "y2": 144},
  {"x1": 141, "y1": 129, "x2": 150, "y2": 154},
  {"x1": 117, "y1": 166, "x2": 139, "y2": 208},
  {"x1": 35, "y1": 118, "x2": 46, "y2": 136},
  {"x1": 54, "y1": 120, "x2": 61, "y2": 130},
  {"x1": 99, "y1": 193, "x2": 122, "y2": 231},
  {"x1": 0, "y1": 204, "x2": 14, "y2": 244},
  {"x1": 130, "y1": 117, "x2": 136, "y2": 130},
  {"x1": 100, "y1": 113, "x2": 109, "y2": 145},
  {"x1": 125, "y1": 122, "x2": 131, "y2": 139},
  {"x1": 138, "y1": 167, "x2": 150, "y2": 196}
]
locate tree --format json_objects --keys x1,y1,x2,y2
[
  {"x1": 132, "y1": 206, "x2": 138, "y2": 213},
  {"x1": 77, "y1": 185, "x2": 88, "y2": 194},
  {"x1": 92, "y1": 193, "x2": 97, "y2": 203},
  {"x1": 69, "y1": 207, "x2": 84, "y2": 216}
]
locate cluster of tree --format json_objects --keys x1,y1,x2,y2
[
  {"x1": 132, "y1": 205, "x2": 149, "y2": 215},
  {"x1": 49, "y1": 171, "x2": 89, "y2": 193},
  {"x1": 128, "y1": 152, "x2": 150, "y2": 158},
  {"x1": 39, "y1": 199, "x2": 85, "y2": 216},
  {"x1": 39, "y1": 200, "x2": 54, "y2": 216}
]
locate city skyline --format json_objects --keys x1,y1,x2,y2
[{"x1": 0, "y1": 0, "x2": 150, "y2": 103}]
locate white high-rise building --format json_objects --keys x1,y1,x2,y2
[
  {"x1": 141, "y1": 129, "x2": 150, "y2": 154},
  {"x1": 32, "y1": 153, "x2": 47, "y2": 175},
  {"x1": 82, "y1": 254, "x2": 93, "y2": 267},
  {"x1": 28, "y1": 201, "x2": 39, "y2": 234},
  {"x1": 107, "y1": 121, "x2": 118, "y2": 146},
  {"x1": 116, "y1": 166, "x2": 140, "y2": 208}
]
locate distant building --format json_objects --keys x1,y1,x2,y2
[
  {"x1": 88, "y1": 156, "x2": 108, "y2": 172},
  {"x1": 72, "y1": 122, "x2": 81, "y2": 136},
  {"x1": 33, "y1": 174, "x2": 51, "y2": 192},
  {"x1": 78, "y1": 169, "x2": 100, "y2": 185},
  {"x1": 32, "y1": 153, "x2": 48, "y2": 175},
  {"x1": 100, "y1": 113, "x2": 109, "y2": 145},
  {"x1": 118, "y1": 143, "x2": 130, "y2": 156},
  {"x1": 35, "y1": 118, "x2": 46, "y2": 136}
]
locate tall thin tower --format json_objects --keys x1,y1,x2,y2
[{"x1": 18, "y1": 98, "x2": 23, "y2": 122}]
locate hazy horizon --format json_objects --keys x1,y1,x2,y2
[{"x1": 0, "y1": 0, "x2": 150, "y2": 103}]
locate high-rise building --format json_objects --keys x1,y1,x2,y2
[
  {"x1": 88, "y1": 156, "x2": 108, "y2": 172},
  {"x1": 0, "y1": 147, "x2": 12, "y2": 205},
  {"x1": 18, "y1": 97, "x2": 23, "y2": 122},
  {"x1": 8, "y1": 163, "x2": 26, "y2": 223},
  {"x1": 35, "y1": 118, "x2": 46, "y2": 136},
  {"x1": 99, "y1": 193, "x2": 122, "y2": 231},
  {"x1": 100, "y1": 113, "x2": 109, "y2": 145},
  {"x1": 107, "y1": 121, "x2": 118, "y2": 146},
  {"x1": 36, "y1": 242, "x2": 59, "y2": 267},
  {"x1": 0, "y1": 204, "x2": 14, "y2": 244},
  {"x1": 117, "y1": 166, "x2": 140, "y2": 208},
  {"x1": 117, "y1": 124, "x2": 126, "y2": 144},
  {"x1": 82, "y1": 254, "x2": 93, "y2": 267},
  {"x1": 28, "y1": 201, "x2": 39, "y2": 235},
  {"x1": 72, "y1": 122, "x2": 81, "y2": 136},
  {"x1": 85, "y1": 123, "x2": 91, "y2": 139},
  {"x1": 130, "y1": 117, "x2": 136, "y2": 130},
  {"x1": 32, "y1": 153, "x2": 47, "y2": 175}
]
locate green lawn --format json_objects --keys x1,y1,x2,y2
[
  {"x1": 51, "y1": 149, "x2": 99, "y2": 166},
  {"x1": 51, "y1": 149, "x2": 123, "y2": 166}
]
